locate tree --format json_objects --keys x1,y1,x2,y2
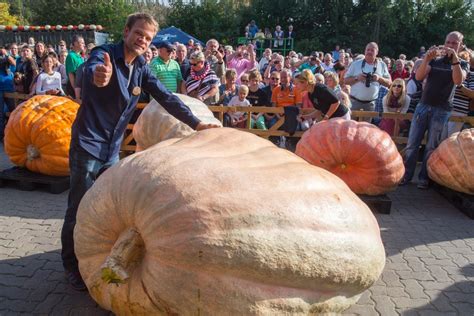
[{"x1": 0, "y1": 2, "x2": 20, "y2": 25}]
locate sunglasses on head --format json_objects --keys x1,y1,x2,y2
[{"x1": 392, "y1": 84, "x2": 403, "y2": 88}]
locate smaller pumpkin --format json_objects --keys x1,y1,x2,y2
[
  {"x1": 296, "y1": 118, "x2": 405, "y2": 195},
  {"x1": 427, "y1": 128, "x2": 474, "y2": 194},
  {"x1": 4, "y1": 95, "x2": 79, "y2": 176},
  {"x1": 133, "y1": 93, "x2": 222, "y2": 151}
]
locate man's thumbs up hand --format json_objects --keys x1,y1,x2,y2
[{"x1": 94, "y1": 52, "x2": 113, "y2": 87}]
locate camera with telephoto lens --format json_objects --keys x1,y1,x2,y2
[{"x1": 363, "y1": 71, "x2": 372, "y2": 87}]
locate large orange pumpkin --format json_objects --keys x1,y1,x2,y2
[
  {"x1": 4, "y1": 95, "x2": 79, "y2": 176},
  {"x1": 296, "y1": 119, "x2": 404, "y2": 195},
  {"x1": 75, "y1": 128, "x2": 386, "y2": 315},
  {"x1": 427, "y1": 128, "x2": 474, "y2": 194}
]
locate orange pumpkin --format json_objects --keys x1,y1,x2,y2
[
  {"x1": 296, "y1": 118, "x2": 404, "y2": 195},
  {"x1": 4, "y1": 95, "x2": 79, "y2": 176},
  {"x1": 427, "y1": 129, "x2": 474, "y2": 194},
  {"x1": 75, "y1": 128, "x2": 386, "y2": 315}
]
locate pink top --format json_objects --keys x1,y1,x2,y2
[{"x1": 227, "y1": 57, "x2": 257, "y2": 84}]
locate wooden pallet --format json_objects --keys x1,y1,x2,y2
[
  {"x1": 358, "y1": 194, "x2": 392, "y2": 214},
  {"x1": 433, "y1": 183, "x2": 474, "y2": 219},
  {"x1": 0, "y1": 167, "x2": 70, "y2": 194}
]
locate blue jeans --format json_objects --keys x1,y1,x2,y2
[
  {"x1": 403, "y1": 103, "x2": 450, "y2": 182},
  {"x1": 0, "y1": 91, "x2": 15, "y2": 140},
  {"x1": 61, "y1": 142, "x2": 118, "y2": 273}
]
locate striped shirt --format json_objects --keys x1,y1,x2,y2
[
  {"x1": 452, "y1": 69, "x2": 473, "y2": 115},
  {"x1": 149, "y1": 57, "x2": 182, "y2": 93},
  {"x1": 185, "y1": 70, "x2": 219, "y2": 98}
]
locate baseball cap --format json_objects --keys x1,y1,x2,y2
[{"x1": 156, "y1": 41, "x2": 175, "y2": 51}]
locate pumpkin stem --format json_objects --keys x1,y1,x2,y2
[
  {"x1": 26, "y1": 145, "x2": 40, "y2": 161},
  {"x1": 101, "y1": 227, "x2": 144, "y2": 285}
]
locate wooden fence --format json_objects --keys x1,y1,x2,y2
[{"x1": 4, "y1": 92, "x2": 474, "y2": 155}]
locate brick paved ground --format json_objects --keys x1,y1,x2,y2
[{"x1": 0, "y1": 143, "x2": 473, "y2": 315}]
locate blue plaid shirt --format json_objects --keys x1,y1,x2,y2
[{"x1": 375, "y1": 85, "x2": 389, "y2": 113}]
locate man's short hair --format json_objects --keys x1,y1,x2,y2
[
  {"x1": 125, "y1": 12, "x2": 159, "y2": 33},
  {"x1": 206, "y1": 39, "x2": 218, "y2": 47},
  {"x1": 447, "y1": 31, "x2": 464, "y2": 43},
  {"x1": 366, "y1": 42, "x2": 379, "y2": 51},
  {"x1": 21, "y1": 44, "x2": 31, "y2": 51}
]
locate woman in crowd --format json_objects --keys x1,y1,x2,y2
[
  {"x1": 49, "y1": 52, "x2": 67, "y2": 89},
  {"x1": 185, "y1": 51, "x2": 219, "y2": 105},
  {"x1": 378, "y1": 78, "x2": 411, "y2": 136},
  {"x1": 295, "y1": 69, "x2": 350, "y2": 122},
  {"x1": 324, "y1": 71, "x2": 351, "y2": 109},
  {"x1": 263, "y1": 54, "x2": 283, "y2": 84},
  {"x1": 34, "y1": 41, "x2": 47, "y2": 69},
  {"x1": 35, "y1": 54, "x2": 64, "y2": 96}
]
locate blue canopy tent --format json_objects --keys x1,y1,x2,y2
[{"x1": 152, "y1": 26, "x2": 204, "y2": 46}]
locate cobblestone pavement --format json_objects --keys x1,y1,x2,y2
[{"x1": 0, "y1": 143, "x2": 473, "y2": 315}]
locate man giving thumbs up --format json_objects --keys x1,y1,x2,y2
[{"x1": 61, "y1": 12, "x2": 220, "y2": 292}]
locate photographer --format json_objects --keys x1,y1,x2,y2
[
  {"x1": 205, "y1": 39, "x2": 226, "y2": 84},
  {"x1": 400, "y1": 31, "x2": 469, "y2": 189},
  {"x1": 0, "y1": 46, "x2": 16, "y2": 142},
  {"x1": 344, "y1": 42, "x2": 392, "y2": 112}
]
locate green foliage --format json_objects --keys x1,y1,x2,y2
[{"x1": 0, "y1": 2, "x2": 20, "y2": 25}]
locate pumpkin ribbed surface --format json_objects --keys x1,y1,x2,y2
[
  {"x1": 133, "y1": 93, "x2": 222, "y2": 150},
  {"x1": 75, "y1": 128, "x2": 385, "y2": 315},
  {"x1": 4, "y1": 95, "x2": 79, "y2": 176},
  {"x1": 427, "y1": 128, "x2": 474, "y2": 194},
  {"x1": 295, "y1": 119, "x2": 405, "y2": 195}
]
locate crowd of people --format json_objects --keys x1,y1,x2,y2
[{"x1": 0, "y1": 29, "x2": 473, "y2": 187}]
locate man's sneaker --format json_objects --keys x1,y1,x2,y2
[
  {"x1": 417, "y1": 180, "x2": 429, "y2": 190},
  {"x1": 399, "y1": 178, "x2": 411, "y2": 186},
  {"x1": 65, "y1": 270, "x2": 87, "y2": 291}
]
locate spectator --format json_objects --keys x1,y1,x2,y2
[
  {"x1": 263, "y1": 53, "x2": 283, "y2": 83},
  {"x1": 46, "y1": 44, "x2": 55, "y2": 53},
  {"x1": 205, "y1": 39, "x2": 226, "y2": 84},
  {"x1": 35, "y1": 54, "x2": 65, "y2": 96},
  {"x1": 28, "y1": 37, "x2": 35, "y2": 49},
  {"x1": 187, "y1": 39, "x2": 194, "y2": 55},
  {"x1": 65, "y1": 35, "x2": 85, "y2": 99},
  {"x1": 258, "y1": 48, "x2": 272, "y2": 73},
  {"x1": 248, "y1": 20, "x2": 259, "y2": 38},
  {"x1": 185, "y1": 51, "x2": 219, "y2": 104},
  {"x1": 344, "y1": 42, "x2": 392, "y2": 113},
  {"x1": 332, "y1": 45, "x2": 341, "y2": 61},
  {"x1": 378, "y1": 79, "x2": 411, "y2": 135},
  {"x1": 17, "y1": 45, "x2": 39, "y2": 94},
  {"x1": 34, "y1": 41, "x2": 47, "y2": 69},
  {"x1": 295, "y1": 69, "x2": 350, "y2": 121},
  {"x1": 449, "y1": 50, "x2": 472, "y2": 135},
  {"x1": 295, "y1": 55, "x2": 320, "y2": 75},
  {"x1": 143, "y1": 47, "x2": 153, "y2": 64},
  {"x1": 226, "y1": 44, "x2": 257, "y2": 84},
  {"x1": 391, "y1": 59, "x2": 409, "y2": 80},
  {"x1": 321, "y1": 53, "x2": 335, "y2": 72},
  {"x1": 399, "y1": 54, "x2": 407, "y2": 61},
  {"x1": 193, "y1": 43, "x2": 203, "y2": 53},
  {"x1": 228, "y1": 85, "x2": 250, "y2": 128},
  {"x1": 262, "y1": 70, "x2": 279, "y2": 101},
  {"x1": 400, "y1": 31, "x2": 469, "y2": 189},
  {"x1": 314, "y1": 73, "x2": 325, "y2": 84},
  {"x1": 418, "y1": 46, "x2": 426, "y2": 58},
  {"x1": 271, "y1": 68, "x2": 301, "y2": 107},
  {"x1": 240, "y1": 73, "x2": 249, "y2": 86},
  {"x1": 57, "y1": 40, "x2": 67, "y2": 54},
  {"x1": 219, "y1": 68, "x2": 239, "y2": 106},
  {"x1": 149, "y1": 44, "x2": 158, "y2": 58},
  {"x1": 0, "y1": 46, "x2": 16, "y2": 142},
  {"x1": 254, "y1": 28, "x2": 265, "y2": 48},
  {"x1": 50, "y1": 51, "x2": 67, "y2": 88},
  {"x1": 245, "y1": 70, "x2": 269, "y2": 130},
  {"x1": 287, "y1": 25, "x2": 295, "y2": 47},
  {"x1": 324, "y1": 71, "x2": 351, "y2": 109},
  {"x1": 150, "y1": 41, "x2": 183, "y2": 93},
  {"x1": 9, "y1": 43, "x2": 20, "y2": 71},
  {"x1": 264, "y1": 27, "x2": 272, "y2": 48},
  {"x1": 58, "y1": 50, "x2": 68, "y2": 89},
  {"x1": 273, "y1": 25, "x2": 284, "y2": 48},
  {"x1": 176, "y1": 43, "x2": 190, "y2": 80}
]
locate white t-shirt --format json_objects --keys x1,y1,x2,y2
[
  {"x1": 228, "y1": 95, "x2": 250, "y2": 120},
  {"x1": 35, "y1": 72, "x2": 64, "y2": 95},
  {"x1": 344, "y1": 59, "x2": 390, "y2": 101}
]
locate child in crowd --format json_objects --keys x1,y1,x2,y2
[{"x1": 228, "y1": 85, "x2": 250, "y2": 128}]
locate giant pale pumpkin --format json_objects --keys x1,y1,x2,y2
[
  {"x1": 296, "y1": 119, "x2": 404, "y2": 195},
  {"x1": 4, "y1": 95, "x2": 79, "y2": 176},
  {"x1": 75, "y1": 128, "x2": 386, "y2": 315},
  {"x1": 427, "y1": 128, "x2": 474, "y2": 194},
  {"x1": 133, "y1": 93, "x2": 222, "y2": 150}
]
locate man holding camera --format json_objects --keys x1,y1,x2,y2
[
  {"x1": 400, "y1": 31, "x2": 468, "y2": 189},
  {"x1": 344, "y1": 42, "x2": 391, "y2": 111},
  {"x1": 205, "y1": 39, "x2": 226, "y2": 83}
]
